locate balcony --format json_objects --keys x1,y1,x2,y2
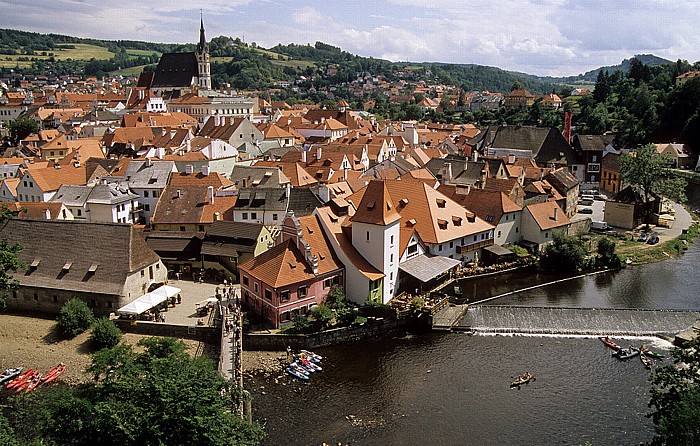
[{"x1": 456, "y1": 239, "x2": 494, "y2": 254}]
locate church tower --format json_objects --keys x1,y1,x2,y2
[{"x1": 196, "y1": 12, "x2": 211, "y2": 90}]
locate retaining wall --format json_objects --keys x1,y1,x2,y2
[{"x1": 114, "y1": 319, "x2": 218, "y2": 343}]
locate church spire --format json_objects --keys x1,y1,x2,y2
[{"x1": 197, "y1": 10, "x2": 207, "y2": 54}]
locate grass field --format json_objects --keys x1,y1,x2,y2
[
  {"x1": 126, "y1": 49, "x2": 161, "y2": 57},
  {"x1": 0, "y1": 43, "x2": 115, "y2": 68},
  {"x1": 111, "y1": 65, "x2": 147, "y2": 76}
]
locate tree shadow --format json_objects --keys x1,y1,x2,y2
[
  {"x1": 76, "y1": 338, "x2": 98, "y2": 355},
  {"x1": 41, "y1": 323, "x2": 65, "y2": 345}
]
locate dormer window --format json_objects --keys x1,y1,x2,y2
[
  {"x1": 437, "y1": 219, "x2": 448, "y2": 230},
  {"x1": 436, "y1": 199, "x2": 446, "y2": 208},
  {"x1": 452, "y1": 216, "x2": 462, "y2": 226},
  {"x1": 62, "y1": 262, "x2": 72, "y2": 271}
]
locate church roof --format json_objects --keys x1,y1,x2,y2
[{"x1": 151, "y1": 53, "x2": 199, "y2": 88}]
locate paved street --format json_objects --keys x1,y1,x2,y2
[{"x1": 157, "y1": 278, "x2": 239, "y2": 326}]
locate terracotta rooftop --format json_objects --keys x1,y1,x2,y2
[{"x1": 350, "y1": 180, "x2": 401, "y2": 226}]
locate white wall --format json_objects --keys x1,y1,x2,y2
[
  {"x1": 495, "y1": 211, "x2": 522, "y2": 246},
  {"x1": 351, "y1": 220, "x2": 400, "y2": 303}
]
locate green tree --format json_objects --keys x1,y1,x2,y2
[
  {"x1": 649, "y1": 337, "x2": 700, "y2": 445},
  {"x1": 57, "y1": 298, "x2": 95, "y2": 337},
  {"x1": 6, "y1": 117, "x2": 39, "y2": 145},
  {"x1": 593, "y1": 69, "x2": 611, "y2": 103},
  {"x1": 311, "y1": 304, "x2": 333, "y2": 330},
  {"x1": 596, "y1": 237, "x2": 622, "y2": 268},
  {"x1": 89, "y1": 317, "x2": 122, "y2": 349},
  {"x1": 540, "y1": 231, "x2": 587, "y2": 273},
  {"x1": 0, "y1": 414, "x2": 18, "y2": 446},
  {"x1": 324, "y1": 284, "x2": 346, "y2": 310},
  {"x1": 620, "y1": 144, "x2": 687, "y2": 228},
  {"x1": 291, "y1": 313, "x2": 311, "y2": 333}
]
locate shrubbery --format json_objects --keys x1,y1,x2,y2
[
  {"x1": 57, "y1": 298, "x2": 94, "y2": 337},
  {"x1": 89, "y1": 317, "x2": 122, "y2": 349}
]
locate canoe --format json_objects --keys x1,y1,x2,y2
[
  {"x1": 640, "y1": 352, "x2": 652, "y2": 369},
  {"x1": 599, "y1": 337, "x2": 621, "y2": 350},
  {"x1": 15, "y1": 371, "x2": 39, "y2": 393},
  {"x1": 510, "y1": 373, "x2": 535, "y2": 388},
  {"x1": 290, "y1": 362, "x2": 311, "y2": 375},
  {"x1": 7, "y1": 369, "x2": 33, "y2": 389},
  {"x1": 615, "y1": 347, "x2": 640, "y2": 360},
  {"x1": 641, "y1": 347, "x2": 665, "y2": 359},
  {"x1": 300, "y1": 350, "x2": 322, "y2": 362},
  {"x1": 0, "y1": 367, "x2": 23, "y2": 385},
  {"x1": 43, "y1": 364, "x2": 66, "y2": 384},
  {"x1": 286, "y1": 367, "x2": 309, "y2": 381},
  {"x1": 24, "y1": 373, "x2": 43, "y2": 393}
]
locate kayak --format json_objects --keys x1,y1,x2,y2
[
  {"x1": 7, "y1": 369, "x2": 33, "y2": 390},
  {"x1": 510, "y1": 373, "x2": 536, "y2": 388},
  {"x1": 43, "y1": 364, "x2": 66, "y2": 384},
  {"x1": 295, "y1": 356, "x2": 322, "y2": 371},
  {"x1": 640, "y1": 352, "x2": 652, "y2": 369},
  {"x1": 15, "y1": 370, "x2": 39, "y2": 393},
  {"x1": 286, "y1": 367, "x2": 309, "y2": 381},
  {"x1": 300, "y1": 350, "x2": 322, "y2": 362},
  {"x1": 290, "y1": 362, "x2": 311, "y2": 376},
  {"x1": 599, "y1": 337, "x2": 621, "y2": 350},
  {"x1": 24, "y1": 373, "x2": 43, "y2": 393},
  {"x1": 641, "y1": 347, "x2": 665, "y2": 359},
  {"x1": 614, "y1": 346, "x2": 640, "y2": 360},
  {"x1": 0, "y1": 367, "x2": 23, "y2": 385}
]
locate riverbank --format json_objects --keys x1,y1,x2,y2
[{"x1": 0, "y1": 314, "x2": 216, "y2": 386}]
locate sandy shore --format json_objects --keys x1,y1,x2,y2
[{"x1": 0, "y1": 314, "x2": 211, "y2": 386}]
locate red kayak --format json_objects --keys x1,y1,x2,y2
[
  {"x1": 599, "y1": 336, "x2": 621, "y2": 350},
  {"x1": 43, "y1": 364, "x2": 66, "y2": 384},
  {"x1": 24, "y1": 373, "x2": 43, "y2": 393},
  {"x1": 15, "y1": 370, "x2": 39, "y2": 393},
  {"x1": 6, "y1": 369, "x2": 33, "y2": 390}
]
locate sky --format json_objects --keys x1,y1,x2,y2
[{"x1": 1, "y1": 0, "x2": 699, "y2": 77}]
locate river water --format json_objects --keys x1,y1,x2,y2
[{"x1": 249, "y1": 242, "x2": 700, "y2": 445}]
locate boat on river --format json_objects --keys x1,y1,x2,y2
[
  {"x1": 641, "y1": 346, "x2": 665, "y2": 359},
  {"x1": 640, "y1": 352, "x2": 652, "y2": 369},
  {"x1": 510, "y1": 373, "x2": 536, "y2": 388},
  {"x1": 614, "y1": 346, "x2": 640, "y2": 360},
  {"x1": 599, "y1": 337, "x2": 621, "y2": 351},
  {"x1": 286, "y1": 367, "x2": 309, "y2": 381}
]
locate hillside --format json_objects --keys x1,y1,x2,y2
[{"x1": 545, "y1": 54, "x2": 673, "y2": 84}]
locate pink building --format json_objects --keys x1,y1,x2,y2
[{"x1": 239, "y1": 213, "x2": 344, "y2": 327}]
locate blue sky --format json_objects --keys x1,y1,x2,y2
[{"x1": 1, "y1": 0, "x2": 699, "y2": 76}]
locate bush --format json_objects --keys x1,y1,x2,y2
[
  {"x1": 325, "y1": 284, "x2": 346, "y2": 310},
  {"x1": 336, "y1": 307, "x2": 356, "y2": 327},
  {"x1": 291, "y1": 314, "x2": 311, "y2": 333},
  {"x1": 540, "y1": 231, "x2": 587, "y2": 273},
  {"x1": 508, "y1": 244, "x2": 530, "y2": 258},
  {"x1": 89, "y1": 317, "x2": 122, "y2": 349},
  {"x1": 596, "y1": 237, "x2": 622, "y2": 268},
  {"x1": 311, "y1": 304, "x2": 333, "y2": 330},
  {"x1": 57, "y1": 299, "x2": 95, "y2": 337}
]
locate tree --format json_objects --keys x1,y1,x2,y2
[
  {"x1": 540, "y1": 231, "x2": 587, "y2": 273},
  {"x1": 89, "y1": 317, "x2": 122, "y2": 349},
  {"x1": 593, "y1": 70, "x2": 611, "y2": 103},
  {"x1": 0, "y1": 414, "x2": 18, "y2": 446},
  {"x1": 6, "y1": 117, "x2": 38, "y2": 145},
  {"x1": 620, "y1": 144, "x2": 687, "y2": 228},
  {"x1": 596, "y1": 237, "x2": 622, "y2": 268},
  {"x1": 0, "y1": 204, "x2": 25, "y2": 309},
  {"x1": 324, "y1": 284, "x2": 346, "y2": 310},
  {"x1": 649, "y1": 337, "x2": 700, "y2": 445},
  {"x1": 310, "y1": 304, "x2": 333, "y2": 330},
  {"x1": 57, "y1": 298, "x2": 95, "y2": 337}
]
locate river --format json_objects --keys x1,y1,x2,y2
[{"x1": 248, "y1": 242, "x2": 700, "y2": 445}]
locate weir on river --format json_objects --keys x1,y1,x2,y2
[{"x1": 455, "y1": 305, "x2": 700, "y2": 336}]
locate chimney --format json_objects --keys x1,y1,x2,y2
[
  {"x1": 472, "y1": 150, "x2": 479, "y2": 162},
  {"x1": 45, "y1": 208, "x2": 51, "y2": 220},
  {"x1": 177, "y1": 189, "x2": 182, "y2": 198},
  {"x1": 162, "y1": 128, "x2": 167, "y2": 137},
  {"x1": 145, "y1": 158, "x2": 152, "y2": 167},
  {"x1": 311, "y1": 255, "x2": 319, "y2": 276},
  {"x1": 553, "y1": 207, "x2": 559, "y2": 221},
  {"x1": 185, "y1": 165, "x2": 194, "y2": 175},
  {"x1": 201, "y1": 165, "x2": 210, "y2": 176},
  {"x1": 316, "y1": 146, "x2": 322, "y2": 160},
  {"x1": 156, "y1": 147, "x2": 165, "y2": 160},
  {"x1": 207, "y1": 185, "x2": 214, "y2": 204},
  {"x1": 215, "y1": 115, "x2": 220, "y2": 126},
  {"x1": 301, "y1": 149, "x2": 307, "y2": 163},
  {"x1": 138, "y1": 89, "x2": 144, "y2": 100},
  {"x1": 186, "y1": 139, "x2": 191, "y2": 152},
  {"x1": 442, "y1": 162, "x2": 452, "y2": 183},
  {"x1": 508, "y1": 154, "x2": 515, "y2": 164},
  {"x1": 343, "y1": 168, "x2": 348, "y2": 180},
  {"x1": 480, "y1": 169, "x2": 487, "y2": 189}
]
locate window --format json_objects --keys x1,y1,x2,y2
[
  {"x1": 242, "y1": 212, "x2": 248, "y2": 220},
  {"x1": 438, "y1": 244, "x2": 442, "y2": 252},
  {"x1": 141, "y1": 270, "x2": 145, "y2": 277},
  {"x1": 149, "y1": 266, "x2": 154, "y2": 280},
  {"x1": 272, "y1": 213, "x2": 278, "y2": 221},
  {"x1": 144, "y1": 191, "x2": 148, "y2": 197},
  {"x1": 34, "y1": 293, "x2": 38, "y2": 301},
  {"x1": 77, "y1": 209, "x2": 82, "y2": 217},
  {"x1": 53, "y1": 295, "x2": 58, "y2": 303},
  {"x1": 144, "y1": 204, "x2": 150, "y2": 212},
  {"x1": 545, "y1": 232, "x2": 549, "y2": 239},
  {"x1": 199, "y1": 225, "x2": 205, "y2": 232},
  {"x1": 280, "y1": 290, "x2": 290, "y2": 302},
  {"x1": 449, "y1": 241, "x2": 453, "y2": 249},
  {"x1": 390, "y1": 253, "x2": 393, "y2": 263},
  {"x1": 516, "y1": 227, "x2": 519, "y2": 233},
  {"x1": 481, "y1": 233, "x2": 485, "y2": 240},
  {"x1": 23, "y1": 181, "x2": 27, "y2": 187},
  {"x1": 498, "y1": 230, "x2": 502, "y2": 238},
  {"x1": 180, "y1": 226, "x2": 186, "y2": 232},
  {"x1": 366, "y1": 231, "x2": 370, "y2": 241},
  {"x1": 390, "y1": 272, "x2": 393, "y2": 280},
  {"x1": 242, "y1": 276, "x2": 249, "y2": 286},
  {"x1": 298, "y1": 285, "x2": 307, "y2": 298},
  {"x1": 323, "y1": 278, "x2": 332, "y2": 289},
  {"x1": 251, "y1": 212, "x2": 257, "y2": 220},
  {"x1": 281, "y1": 311, "x2": 291, "y2": 322},
  {"x1": 390, "y1": 235, "x2": 394, "y2": 244},
  {"x1": 407, "y1": 244, "x2": 418, "y2": 256},
  {"x1": 265, "y1": 289, "x2": 272, "y2": 300},
  {"x1": 254, "y1": 283, "x2": 259, "y2": 293}
]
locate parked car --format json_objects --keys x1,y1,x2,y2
[
  {"x1": 579, "y1": 199, "x2": 594, "y2": 206},
  {"x1": 578, "y1": 208, "x2": 593, "y2": 214},
  {"x1": 637, "y1": 233, "x2": 648, "y2": 242},
  {"x1": 647, "y1": 235, "x2": 660, "y2": 245},
  {"x1": 593, "y1": 194, "x2": 606, "y2": 201}
]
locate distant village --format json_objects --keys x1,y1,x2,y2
[{"x1": 0, "y1": 21, "x2": 695, "y2": 329}]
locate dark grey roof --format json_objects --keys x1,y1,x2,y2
[
  {"x1": 51, "y1": 185, "x2": 91, "y2": 207},
  {"x1": 151, "y1": 52, "x2": 199, "y2": 88},
  {"x1": 230, "y1": 165, "x2": 290, "y2": 188},
  {"x1": 234, "y1": 187, "x2": 288, "y2": 211},
  {"x1": 152, "y1": 186, "x2": 206, "y2": 224},
  {"x1": 287, "y1": 187, "x2": 322, "y2": 217},
  {"x1": 544, "y1": 168, "x2": 579, "y2": 192},
  {"x1": 1, "y1": 219, "x2": 159, "y2": 295},
  {"x1": 145, "y1": 231, "x2": 203, "y2": 260},
  {"x1": 201, "y1": 221, "x2": 264, "y2": 256},
  {"x1": 482, "y1": 125, "x2": 576, "y2": 166},
  {"x1": 573, "y1": 134, "x2": 616, "y2": 152},
  {"x1": 123, "y1": 160, "x2": 174, "y2": 189}
]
